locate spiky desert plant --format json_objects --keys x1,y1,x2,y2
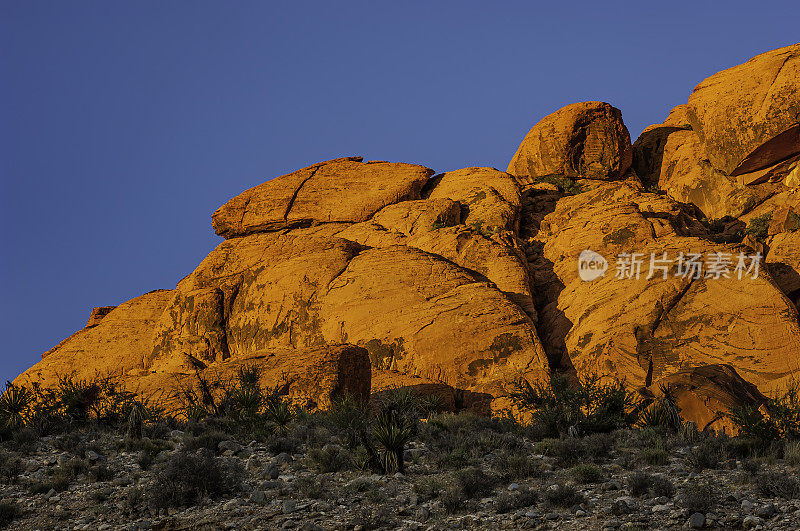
[
  {"x1": 0, "y1": 382, "x2": 33, "y2": 430},
  {"x1": 373, "y1": 409, "x2": 413, "y2": 474},
  {"x1": 264, "y1": 400, "x2": 294, "y2": 436}
]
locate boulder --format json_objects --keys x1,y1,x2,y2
[
  {"x1": 766, "y1": 231, "x2": 800, "y2": 299},
  {"x1": 211, "y1": 157, "x2": 434, "y2": 238},
  {"x1": 767, "y1": 206, "x2": 800, "y2": 235},
  {"x1": 649, "y1": 364, "x2": 767, "y2": 434},
  {"x1": 427, "y1": 167, "x2": 522, "y2": 232},
  {"x1": 526, "y1": 181, "x2": 800, "y2": 394},
  {"x1": 508, "y1": 102, "x2": 632, "y2": 184},
  {"x1": 645, "y1": 128, "x2": 771, "y2": 219},
  {"x1": 685, "y1": 44, "x2": 800, "y2": 176}
]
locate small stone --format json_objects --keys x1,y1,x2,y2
[
  {"x1": 274, "y1": 452, "x2": 293, "y2": 466},
  {"x1": 218, "y1": 440, "x2": 243, "y2": 454},
  {"x1": 741, "y1": 499, "x2": 754, "y2": 512},
  {"x1": 575, "y1": 510, "x2": 586, "y2": 517},
  {"x1": 264, "y1": 463, "x2": 280, "y2": 480},
  {"x1": 742, "y1": 515, "x2": 762, "y2": 529},
  {"x1": 687, "y1": 512, "x2": 706, "y2": 529},
  {"x1": 508, "y1": 483, "x2": 520, "y2": 491},
  {"x1": 85, "y1": 450, "x2": 104, "y2": 462},
  {"x1": 250, "y1": 490, "x2": 267, "y2": 504},
  {"x1": 282, "y1": 499, "x2": 297, "y2": 514},
  {"x1": 652, "y1": 505, "x2": 670, "y2": 513},
  {"x1": 755, "y1": 504, "x2": 776, "y2": 518}
]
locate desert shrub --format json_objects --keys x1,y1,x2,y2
[
  {"x1": 0, "y1": 453, "x2": 22, "y2": 484},
  {"x1": 495, "y1": 487, "x2": 539, "y2": 513},
  {"x1": 744, "y1": 213, "x2": 772, "y2": 242},
  {"x1": 741, "y1": 458, "x2": 761, "y2": 476},
  {"x1": 326, "y1": 394, "x2": 371, "y2": 449},
  {"x1": 0, "y1": 502, "x2": 20, "y2": 528},
  {"x1": 54, "y1": 375, "x2": 102, "y2": 423},
  {"x1": 627, "y1": 471, "x2": 654, "y2": 497},
  {"x1": 137, "y1": 450, "x2": 154, "y2": 471},
  {"x1": 494, "y1": 453, "x2": 542, "y2": 481},
  {"x1": 534, "y1": 433, "x2": 613, "y2": 466},
  {"x1": 454, "y1": 467, "x2": 495, "y2": 499},
  {"x1": 295, "y1": 476, "x2": 326, "y2": 499},
  {"x1": 544, "y1": 483, "x2": 584, "y2": 508},
  {"x1": 89, "y1": 464, "x2": 115, "y2": 482},
  {"x1": 681, "y1": 481, "x2": 717, "y2": 514},
  {"x1": 308, "y1": 445, "x2": 351, "y2": 473},
  {"x1": 651, "y1": 475, "x2": 675, "y2": 497},
  {"x1": 756, "y1": 472, "x2": 800, "y2": 499},
  {"x1": 265, "y1": 435, "x2": 301, "y2": 455},
  {"x1": 641, "y1": 447, "x2": 669, "y2": 465},
  {"x1": 8, "y1": 427, "x2": 38, "y2": 453},
  {"x1": 512, "y1": 374, "x2": 634, "y2": 438},
  {"x1": 420, "y1": 413, "x2": 518, "y2": 470},
  {"x1": 413, "y1": 477, "x2": 444, "y2": 501},
  {"x1": 150, "y1": 450, "x2": 243, "y2": 508},
  {"x1": 183, "y1": 430, "x2": 228, "y2": 453},
  {"x1": 533, "y1": 174, "x2": 583, "y2": 195},
  {"x1": 729, "y1": 385, "x2": 800, "y2": 443},
  {"x1": 687, "y1": 438, "x2": 725, "y2": 471},
  {"x1": 628, "y1": 471, "x2": 673, "y2": 498},
  {"x1": 785, "y1": 440, "x2": 800, "y2": 466},
  {"x1": 29, "y1": 462, "x2": 79, "y2": 494},
  {"x1": 571, "y1": 464, "x2": 604, "y2": 484},
  {"x1": 441, "y1": 485, "x2": 465, "y2": 513}
]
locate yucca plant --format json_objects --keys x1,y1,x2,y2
[
  {"x1": 55, "y1": 374, "x2": 101, "y2": 423},
  {"x1": 637, "y1": 384, "x2": 682, "y2": 431},
  {"x1": 373, "y1": 409, "x2": 413, "y2": 474},
  {"x1": 264, "y1": 400, "x2": 294, "y2": 436},
  {"x1": 0, "y1": 382, "x2": 33, "y2": 430}
]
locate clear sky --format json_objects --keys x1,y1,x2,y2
[{"x1": 1, "y1": 1, "x2": 798, "y2": 384}]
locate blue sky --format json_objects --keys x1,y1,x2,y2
[{"x1": 1, "y1": 1, "x2": 798, "y2": 384}]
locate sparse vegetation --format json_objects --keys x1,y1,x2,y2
[{"x1": 744, "y1": 213, "x2": 772, "y2": 242}]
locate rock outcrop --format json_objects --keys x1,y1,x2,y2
[
  {"x1": 508, "y1": 102, "x2": 632, "y2": 184},
  {"x1": 13, "y1": 44, "x2": 800, "y2": 431}
]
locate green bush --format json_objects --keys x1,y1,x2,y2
[
  {"x1": 454, "y1": 467, "x2": 495, "y2": 499},
  {"x1": 729, "y1": 385, "x2": 800, "y2": 442},
  {"x1": 441, "y1": 485, "x2": 465, "y2": 513},
  {"x1": 756, "y1": 472, "x2": 800, "y2": 499},
  {"x1": 571, "y1": 464, "x2": 604, "y2": 484},
  {"x1": 744, "y1": 213, "x2": 772, "y2": 241},
  {"x1": 532, "y1": 174, "x2": 583, "y2": 195},
  {"x1": 495, "y1": 487, "x2": 539, "y2": 513},
  {"x1": 687, "y1": 438, "x2": 725, "y2": 471},
  {"x1": 544, "y1": 483, "x2": 584, "y2": 508},
  {"x1": 150, "y1": 450, "x2": 243, "y2": 508},
  {"x1": 0, "y1": 502, "x2": 20, "y2": 528},
  {"x1": 641, "y1": 447, "x2": 669, "y2": 466},
  {"x1": 681, "y1": 481, "x2": 717, "y2": 514},
  {"x1": 308, "y1": 445, "x2": 352, "y2": 473},
  {"x1": 413, "y1": 477, "x2": 444, "y2": 501},
  {"x1": 511, "y1": 374, "x2": 634, "y2": 437}
]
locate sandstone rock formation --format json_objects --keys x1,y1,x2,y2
[
  {"x1": 14, "y1": 44, "x2": 800, "y2": 432},
  {"x1": 508, "y1": 101, "x2": 632, "y2": 184}
]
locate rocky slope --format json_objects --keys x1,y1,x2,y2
[{"x1": 14, "y1": 44, "x2": 800, "y2": 431}]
